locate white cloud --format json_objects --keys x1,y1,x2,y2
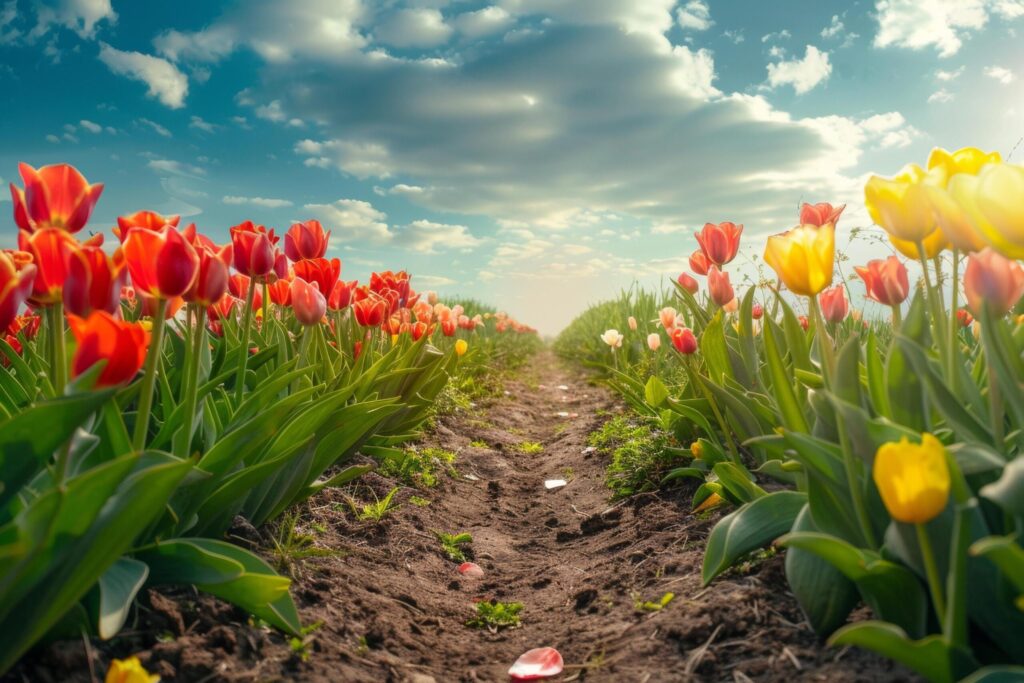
[
  {"x1": 935, "y1": 66, "x2": 965, "y2": 80},
  {"x1": 928, "y1": 88, "x2": 955, "y2": 103},
  {"x1": 45, "y1": 133, "x2": 60, "y2": 143},
  {"x1": 821, "y1": 15, "x2": 844, "y2": 38},
  {"x1": 147, "y1": 159, "x2": 205, "y2": 177},
  {"x1": 79, "y1": 119, "x2": 102, "y2": 133},
  {"x1": 27, "y1": 0, "x2": 116, "y2": 40},
  {"x1": 676, "y1": 1, "x2": 712, "y2": 31},
  {"x1": 303, "y1": 198, "x2": 392, "y2": 243},
  {"x1": 722, "y1": 29, "x2": 744, "y2": 44},
  {"x1": 398, "y1": 219, "x2": 483, "y2": 253},
  {"x1": 294, "y1": 139, "x2": 394, "y2": 179},
  {"x1": 766, "y1": 45, "x2": 832, "y2": 94},
  {"x1": 761, "y1": 29, "x2": 791, "y2": 43},
  {"x1": 452, "y1": 6, "x2": 513, "y2": 38},
  {"x1": 222, "y1": 195, "x2": 293, "y2": 208},
  {"x1": 98, "y1": 42, "x2": 188, "y2": 108},
  {"x1": 189, "y1": 115, "x2": 218, "y2": 133},
  {"x1": 872, "y1": 0, "x2": 1022, "y2": 57},
  {"x1": 137, "y1": 118, "x2": 172, "y2": 137},
  {"x1": 985, "y1": 65, "x2": 1015, "y2": 84},
  {"x1": 375, "y1": 8, "x2": 452, "y2": 48}
]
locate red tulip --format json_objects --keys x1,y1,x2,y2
[
  {"x1": 185, "y1": 243, "x2": 232, "y2": 307},
  {"x1": 799, "y1": 202, "x2": 846, "y2": 229},
  {"x1": 752, "y1": 303, "x2": 764, "y2": 320},
  {"x1": 268, "y1": 278, "x2": 291, "y2": 306},
  {"x1": 122, "y1": 225, "x2": 199, "y2": 299},
  {"x1": 818, "y1": 285, "x2": 849, "y2": 323},
  {"x1": 6, "y1": 312, "x2": 41, "y2": 340},
  {"x1": 677, "y1": 272, "x2": 699, "y2": 294},
  {"x1": 441, "y1": 319, "x2": 456, "y2": 336},
  {"x1": 1, "y1": 334, "x2": 22, "y2": 367},
  {"x1": 18, "y1": 228, "x2": 88, "y2": 306},
  {"x1": 0, "y1": 250, "x2": 37, "y2": 332},
  {"x1": 230, "y1": 221, "x2": 277, "y2": 278},
  {"x1": 68, "y1": 310, "x2": 149, "y2": 387},
  {"x1": 707, "y1": 266, "x2": 734, "y2": 307},
  {"x1": 670, "y1": 326, "x2": 698, "y2": 354},
  {"x1": 290, "y1": 277, "x2": 326, "y2": 326},
  {"x1": 411, "y1": 321, "x2": 429, "y2": 340},
  {"x1": 229, "y1": 274, "x2": 263, "y2": 310},
  {"x1": 353, "y1": 340, "x2": 363, "y2": 359},
  {"x1": 63, "y1": 242, "x2": 126, "y2": 316},
  {"x1": 689, "y1": 249, "x2": 710, "y2": 276},
  {"x1": 114, "y1": 210, "x2": 180, "y2": 242},
  {"x1": 964, "y1": 247, "x2": 1024, "y2": 317},
  {"x1": 695, "y1": 221, "x2": 742, "y2": 266},
  {"x1": 855, "y1": 256, "x2": 909, "y2": 306},
  {"x1": 293, "y1": 258, "x2": 340, "y2": 301},
  {"x1": 285, "y1": 219, "x2": 330, "y2": 262},
  {"x1": 354, "y1": 296, "x2": 387, "y2": 327},
  {"x1": 329, "y1": 279, "x2": 357, "y2": 310},
  {"x1": 956, "y1": 308, "x2": 974, "y2": 327},
  {"x1": 798, "y1": 315, "x2": 809, "y2": 331},
  {"x1": 140, "y1": 293, "x2": 184, "y2": 319},
  {"x1": 10, "y1": 162, "x2": 103, "y2": 234}
]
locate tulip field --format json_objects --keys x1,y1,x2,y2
[{"x1": 2, "y1": 147, "x2": 1024, "y2": 683}]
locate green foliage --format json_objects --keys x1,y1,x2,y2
[
  {"x1": 466, "y1": 600, "x2": 523, "y2": 630},
  {"x1": 436, "y1": 531, "x2": 473, "y2": 561},
  {"x1": 634, "y1": 592, "x2": 675, "y2": 612},
  {"x1": 590, "y1": 416, "x2": 676, "y2": 499},
  {"x1": 516, "y1": 441, "x2": 544, "y2": 455},
  {"x1": 379, "y1": 447, "x2": 457, "y2": 488},
  {"x1": 353, "y1": 487, "x2": 401, "y2": 522}
]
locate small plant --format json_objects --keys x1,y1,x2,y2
[
  {"x1": 470, "y1": 440, "x2": 489, "y2": 449},
  {"x1": 591, "y1": 416, "x2": 674, "y2": 499},
  {"x1": 409, "y1": 495, "x2": 432, "y2": 507},
  {"x1": 353, "y1": 487, "x2": 401, "y2": 522},
  {"x1": 466, "y1": 600, "x2": 523, "y2": 630},
  {"x1": 516, "y1": 441, "x2": 544, "y2": 455},
  {"x1": 436, "y1": 531, "x2": 473, "y2": 561},
  {"x1": 562, "y1": 467, "x2": 575, "y2": 480},
  {"x1": 379, "y1": 447, "x2": 457, "y2": 488},
  {"x1": 289, "y1": 621, "x2": 324, "y2": 662},
  {"x1": 634, "y1": 592, "x2": 675, "y2": 612},
  {"x1": 268, "y1": 511, "x2": 340, "y2": 576}
]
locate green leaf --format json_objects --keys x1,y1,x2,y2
[
  {"x1": 711, "y1": 462, "x2": 765, "y2": 504},
  {"x1": 762, "y1": 317, "x2": 810, "y2": 432},
  {"x1": 702, "y1": 490, "x2": 806, "y2": 585},
  {"x1": 829, "y1": 622, "x2": 977, "y2": 683},
  {"x1": 959, "y1": 666, "x2": 1024, "y2": 682},
  {"x1": 700, "y1": 313, "x2": 733, "y2": 384},
  {"x1": 644, "y1": 375, "x2": 670, "y2": 408},
  {"x1": 865, "y1": 331, "x2": 891, "y2": 418},
  {"x1": 969, "y1": 535, "x2": 1024, "y2": 596},
  {"x1": 979, "y1": 456, "x2": 1024, "y2": 517},
  {"x1": 95, "y1": 557, "x2": 149, "y2": 639}
]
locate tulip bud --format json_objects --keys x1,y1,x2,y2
[
  {"x1": 600, "y1": 329, "x2": 624, "y2": 348},
  {"x1": 230, "y1": 221, "x2": 276, "y2": 278},
  {"x1": 956, "y1": 308, "x2": 973, "y2": 327},
  {"x1": 68, "y1": 311, "x2": 149, "y2": 387},
  {"x1": 0, "y1": 250, "x2": 36, "y2": 332},
  {"x1": 647, "y1": 332, "x2": 661, "y2": 351},
  {"x1": 628, "y1": 315, "x2": 637, "y2": 331},
  {"x1": 284, "y1": 219, "x2": 330, "y2": 262},
  {"x1": 659, "y1": 307, "x2": 677, "y2": 329},
  {"x1": 122, "y1": 225, "x2": 200, "y2": 300},
  {"x1": 10, "y1": 162, "x2": 104, "y2": 234},
  {"x1": 964, "y1": 247, "x2": 1024, "y2": 317},
  {"x1": 670, "y1": 327, "x2": 697, "y2": 354},
  {"x1": 818, "y1": 285, "x2": 849, "y2": 323},
  {"x1": 677, "y1": 272, "x2": 699, "y2": 294},
  {"x1": 455, "y1": 339, "x2": 468, "y2": 356},
  {"x1": 764, "y1": 224, "x2": 835, "y2": 297},
  {"x1": 872, "y1": 434, "x2": 950, "y2": 524},
  {"x1": 751, "y1": 303, "x2": 763, "y2": 320},
  {"x1": 689, "y1": 250, "x2": 710, "y2": 276},
  {"x1": 290, "y1": 277, "x2": 327, "y2": 326},
  {"x1": 799, "y1": 202, "x2": 845, "y2": 229},
  {"x1": 707, "y1": 266, "x2": 734, "y2": 307},
  {"x1": 185, "y1": 244, "x2": 232, "y2": 307}
]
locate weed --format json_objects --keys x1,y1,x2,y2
[
  {"x1": 289, "y1": 621, "x2": 324, "y2": 661},
  {"x1": 352, "y1": 487, "x2": 401, "y2": 522},
  {"x1": 553, "y1": 423, "x2": 569, "y2": 435},
  {"x1": 436, "y1": 531, "x2": 473, "y2": 561},
  {"x1": 466, "y1": 600, "x2": 523, "y2": 630},
  {"x1": 267, "y1": 511, "x2": 341, "y2": 576},
  {"x1": 516, "y1": 441, "x2": 544, "y2": 455},
  {"x1": 470, "y1": 439, "x2": 489, "y2": 449},
  {"x1": 562, "y1": 467, "x2": 575, "y2": 480},
  {"x1": 379, "y1": 447, "x2": 457, "y2": 488},
  {"x1": 409, "y1": 495, "x2": 432, "y2": 507},
  {"x1": 590, "y1": 416, "x2": 675, "y2": 499},
  {"x1": 634, "y1": 592, "x2": 675, "y2": 612}
]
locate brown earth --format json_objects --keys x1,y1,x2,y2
[{"x1": 7, "y1": 350, "x2": 916, "y2": 683}]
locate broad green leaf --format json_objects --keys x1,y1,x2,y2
[
  {"x1": 644, "y1": 375, "x2": 670, "y2": 408},
  {"x1": 829, "y1": 622, "x2": 977, "y2": 683},
  {"x1": 95, "y1": 557, "x2": 149, "y2": 639},
  {"x1": 762, "y1": 318, "x2": 809, "y2": 432},
  {"x1": 979, "y1": 456, "x2": 1024, "y2": 516}
]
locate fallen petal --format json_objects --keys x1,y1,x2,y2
[
  {"x1": 509, "y1": 647, "x2": 564, "y2": 680},
  {"x1": 582, "y1": 446, "x2": 597, "y2": 455},
  {"x1": 557, "y1": 385, "x2": 569, "y2": 391},
  {"x1": 458, "y1": 562, "x2": 484, "y2": 578},
  {"x1": 544, "y1": 479, "x2": 567, "y2": 490},
  {"x1": 555, "y1": 411, "x2": 569, "y2": 417}
]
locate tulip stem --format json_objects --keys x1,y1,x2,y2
[
  {"x1": 132, "y1": 298, "x2": 168, "y2": 452},
  {"x1": 915, "y1": 522, "x2": 947, "y2": 624},
  {"x1": 47, "y1": 303, "x2": 67, "y2": 395},
  {"x1": 262, "y1": 282, "x2": 269, "y2": 323},
  {"x1": 890, "y1": 304, "x2": 903, "y2": 333},
  {"x1": 947, "y1": 250, "x2": 960, "y2": 390},
  {"x1": 917, "y1": 243, "x2": 949, "y2": 370},
  {"x1": 685, "y1": 357, "x2": 740, "y2": 463},
  {"x1": 233, "y1": 278, "x2": 257, "y2": 402},
  {"x1": 177, "y1": 305, "x2": 206, "y2": 459}
]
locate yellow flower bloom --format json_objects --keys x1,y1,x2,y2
[
  {"x1": 865, "y1": 163, "x2": 943, "y2": 243},
  {"x1": 106, "y1": 656, "x2": 160, "y2": 683},
  {"x1": 872, "y1": 434, "x2": 950, "y2": 524},
  {"x1": 455, "y1": 339, "x2": 468, "y2": 356},
  {"x1": 690, "y1": 441, "x2": 704, "y2": 458},
  {"x1": 974, "y1": 162, "x2": 1024, "y2": 259},
  {"x1": 924, "y1": 147, "x2": 1003, "y2": 252},
  {"x1": 888, "y1": 226, "x2": 949, "y2": 260},
  {"x1": 927, "y1": 146, "x2": 1001, "y2": 177},
  {"x1": 763, "y1": 223, "x2": 835, "y2": 297},
  {"x1": 694, "y1": 492, "x2": 724, "y2": 513}
]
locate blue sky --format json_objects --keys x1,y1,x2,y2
[{"x1": 1, "y1": 0, "x2": 1022, "y2": 333}]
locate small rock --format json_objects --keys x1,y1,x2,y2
[
  {"x1": 544, "y1": 479, "x2": 567, "y2": 490},
  {"x1": 557, "y1": 385, "x2": 569, "y2": 391},
  {"x1": 582, "y1": 446, "x2": 597, "y2": 455}
]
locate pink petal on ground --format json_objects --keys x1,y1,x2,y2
[
  {"x1": 509, "y1": 647, "x2": 564, "y2": 680},
  {"x1": 458, "y1": 562, "x2": 484, "y2": 578}
]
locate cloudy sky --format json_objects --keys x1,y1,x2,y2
[{"x1": 1, "y1": 0, "x2": 1022, "y2": 333}]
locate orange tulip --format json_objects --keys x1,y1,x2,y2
[
  {"x1": 285, "y1": 219, "x2": 330, "y2": 262},
  {"x1": 114, "y1": 210, "x2": 180, "y2": 242},
  {"x1": 689, "y1": 249, "x2": 710, "y2": 276},
  {"x1": 10, "y1": 162, "x2": 104, "y2": 234},
  {"x1": 964, "y1": 248, "x2": 1024, "y2": 317},
  {"x1": 18, "y1": 227, "x2": 92, "y2": 306},
  {"x1": 799, "y1": 202, "x2": 845, "y2": 229},
  {"x1": 293, "y1": 257, "x2": 340, "y2": 301},
  {"x1": 68, "y1": 311, "x2": 149, "y2": 387},
  {"x1": 707, "y1": 265, "x2": 734, "y2": 307},
  {"x1": 0, "y1": 250, "x2": 37, "y2": 333},
  {"x1": 122, "y1": 226, "x2": 200, "y2": 299},
  {"x1": 695, "y1": 222, "x2": 742, "y2": 266},
  {"x1": 354, "y1": 296, "x2": 387, "y2": 327},
  {"x1": 677, "y1": 272, "x2": 699, "y2": 294},
  {"x1": 818, "y1": 285, "x2": 848, "y2": 323},
  {"x1": 290, "y1": 277, "x2": 326, "y2": 326},
  {"x1": 267, "y1": 278, "x2": 291, "y2": 306},
  {"x1": 64, "y1": 242, "x2": 126, "y2": 316},
  {"x1": 230, "y1": 221, "x2": 277, "y2": 278},
  {"x1": 185, "y1": 243, "x2": 232, "y2": 307},
  {"x1": 855, "y1": 256, "x2": 910, "y2": 306}
]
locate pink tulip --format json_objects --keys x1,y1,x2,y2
[
  {"x1": 689, "y1": 249, "x2": 710, "y2": 276},
  {"x1": 752, "y1": 303, "x2": 764, "y2": 320},
  {"x1": 677, "y1": 272, "x2": 699, "y2": 294},
  {"x1": 627, "y1": 315, "x2": 637, "y2": 331},
  {"x1": 509, "y1": 647, "x2": 564, "y2": 681},
  {"x1": 647, "y1": 333, "x2": 661, "y2": 351},
  {"x1": 290, "y1": 277, "x2": 327, "y2": 326},
  {"x1": 707, "y1": 266, "x2": 734, "y2": 307},
  {"x1": 658, "y1": 307, "x2": 677, "y2": 329},
  {"x1": 695, "y1": 221, "x2": 742, "y2": 266},
  {"x1": 964, "y1": 248, "x2": 1024, "y2": 317},
  {"x1": 799, "y1": 202, "x2": 846, "y2": 229},
  {"x1": 819, "y1": 285, "x2": 849, "y2": 323}
]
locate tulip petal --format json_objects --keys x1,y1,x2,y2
[{"x1": 509, "y1": 647, "x2": 564, "y2": 681}]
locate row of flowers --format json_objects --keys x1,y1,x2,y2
[{"x1": 567, "y1": 147, "x2": 1024, "y2": 681}]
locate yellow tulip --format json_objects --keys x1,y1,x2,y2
[
  {"x1": 927, "y1": 146, "x2": 1001, "y2": 177},
  {"x1": 865, "y1": 163, "x2": 944, "y2": 243},
  {"x1": 925, "y1": 148, "x2": 1003, "y2": 252},
  {"x1": 455, "y1": 339, "x2": 468, "y2": 356},
  {"x1": 888, "y1": 226, "x2": 949, "y2": 260},
  {"x1": 974, "y1": 163, "x2": 1024, "y2": 259},
  {"x1": 690, "y1": 441, "x2": 704, "y2": 458},
  {"x1": 763, "y1": 223, "x2": 835, "y2": 297},
  {"x1": 694, "y1": 492, "x2": 724, "y2": 513},
  {"x1": 106, "y1": 656, "x2": 160, "y2": 683},
  {"x1": 872, "y1": 433, "x2": 950, "y2": 524}
]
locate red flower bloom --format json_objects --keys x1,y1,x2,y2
[
  {"x1": 354, "y1": 296, "x2": 387, "y2": 327},
  {"x1": 114, "y1": 210, "x2": 180, "y2": 242},
  {"x1": 411, "y1": 321, "x2": 429, "y2": 341},
  {"x1": 695, "y1": 222, "x2": 742, "y2": 266},
  {"x1": 185, "y1": 243, "x2": 233, "y2": 307},
  {"x1": 752, "y1": 303, "x2": 764, "y2": 320},
  {"x1": 122, "y1": 225, "x2": 200, "y2": 299},
  {"x1": 229, "y1": 274, "x2": 263, "y2": 310},
  {"x1": 230, "y1": 221, "x2": 277, "y2": 278},
  {"x1": 268, "y1": 278, "x2": 291, "y2": 306},
  {"x1": 285, "y1": 219, "x2": 330, "y2": 262},
  {"x1": 798, "y1": 315, "x2": 809, "y2": 331},
  {"x1": 64, "y1": 242, "x2": 126, "y2": 316},
  {"x1": 441, "y1": 319, "x2": 456, "y2": 337},
  {"x1": 677, "y1": 272, "x2": 699, "y2": 294},
  {"x1": 10, "y1": 162, "x2": 104, "y2": 234},
  {"x1": 688, "y1": 249, "x2": 710, "y2": 276},
  {"x1": 799, "y1": 202, "x2": 846, "y2": 229},
  {"x1": 18, "y1": 228, "x2": 90, "y2": 306},
  {"x1": 671, "y1": 327, "x2": 698, "y2": 354},
  {"x1": 293, "y1": 257, "x2": 340, "y2": 301},
  {"x1": 329, "y1": 279, "x2": 358, "y2": 310},
  {"x1": 956, "y1": 308, "x2": 973, "y2": 327},
  {"x1": 1, "y1": 334, "x2": 22, "y2": 367},
  {"x1": 68, "y1": 310, "x2": 149, "y2": 387},
  {"x1": 290, "y1": 277, "x2": 327, "y2": 326},
  {"x1": 855, "y1": 256, "x2": 909, "y2": 306},
  {"x1": 0, "y1": 249, "x2": 37, "y2": 332},
  {"x1": 818, "y1": 285, "x2": 849, "y2": 323},
  {"x1": 707, "y1": 266, "x2": 734, "y2": 307},
  {"x1": 7, "y1": 312, "x2": 41, "y2": 340}
]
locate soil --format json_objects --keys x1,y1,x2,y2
[{"x1": 6, "y1": 350, "x2": 917, "y2": 683}]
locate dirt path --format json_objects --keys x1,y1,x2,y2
[{"x1": 8, "y1": 350, "x2": 912, "y2": 683}]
